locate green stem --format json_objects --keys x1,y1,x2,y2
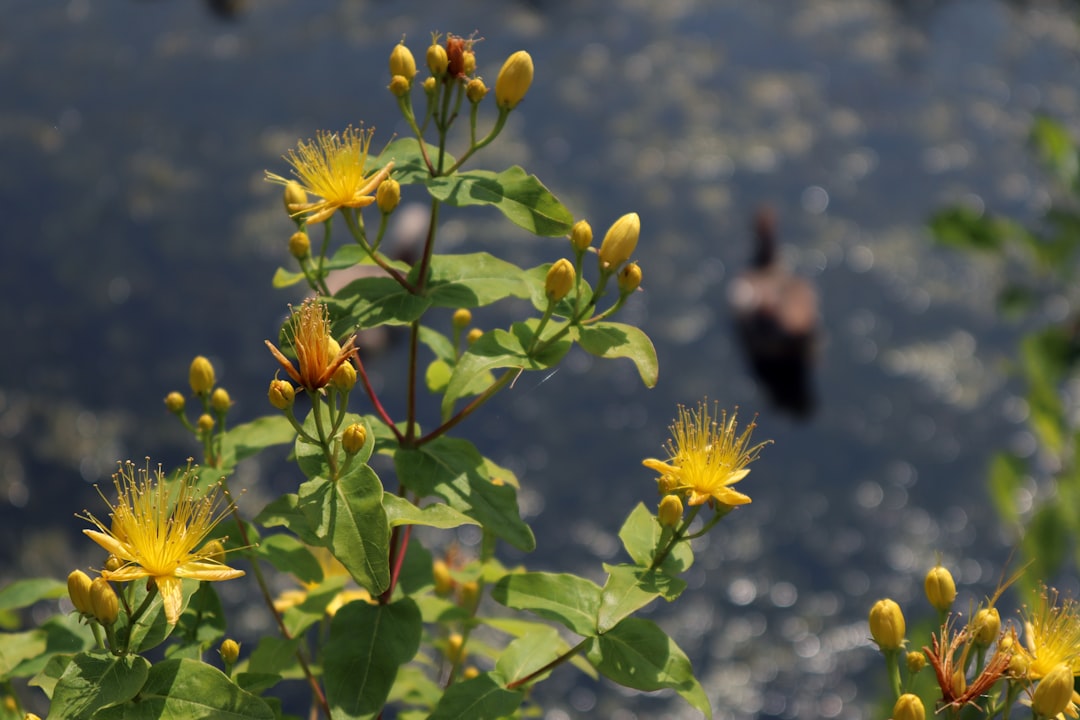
[
  {"x1": 309, "y1": 392, "x2": 338, "y2": 479},
  {"x1": 505, "y1": 638, "x2": 590, "y2": 690},
  {"x1": 417, "y1": 371, "x2": 514, "y2": 446},
  {"x1": 884, "y1": 649, "x2": 902, "y2": 701},
  {"x1": 445, "y1": 109, "x2": 508, "y2": 174},
  {"x1": 342, "y1": 209, "x2": 413, "y2": 291},
  {"x1": 649, "y1": 505, "x2": 703, "y2": 572}
]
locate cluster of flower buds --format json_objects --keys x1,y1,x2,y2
[
  {"x1": 870, "y1": 565, "x2": 1080, "y2": 719},
  {"x1": 164, "y1": 356, "x2": 233, "y2": 462}
]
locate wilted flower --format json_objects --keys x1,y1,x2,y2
[
  {"x1": 266, "y1": 299, "x2": 357, "y2": 393},
  {"x1": 80, "y1": 461, "x2": 243, "y2": 625},
  {"x1": 265, "y1": 126, "x2": 394, "y2": 224},
  {"x1": 642, "y1": 401, "x2": 767, "y2": 508}
]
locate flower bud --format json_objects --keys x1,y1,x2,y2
[
  {"x1": 210, "y1": 387, "x2": 231, "y2": 414},
  {"x1": 570, "y1": 219, "x2": 592, "y2": 251},
  {"x1": 268, "y1": 379, "x2": 295, "y2": 410},
  {"x1": 67, "y1": 569, "x2": 93, "y2": 615},
  {"x1": 447, "y1": 632, "x2": 466, "y2": 663},
  {"x1": 462, "y1": 666, "x2": 480, "y2": 680},
  {"x1": 423, "y1": 76, "x2": 436, "y2": 95},
  {"x1": 202, "y1": 539, "x2": 226, "y2": 565},
  {"x1": 289, "y1": 231, "x2": 310, "y2": 260},
  {"x1": 389, "y1": 41, "x2": 417, "y2": 81},
  {"x1": 389, "y1": 75, "x2": 410, "y2": 97},
  {"x1": 657, "y1": 474, "x2": 679, "y2": 495},
  {"x1": 283, "y1": 180, "x2": 308, "y2": 214},
  {"x1": 971, "y1": 607, "x2": 1000, "y2": 647},
  {"x1": 331, "y1": 359, "x2": 357, "y2": 392},
  {"x1": 1008, "y1": 649, "x2": 1030, "y2": 678},
  {"x1": 598, "y1": 213, "x2": 640, "y2": 270},
  {"x1": 376, "y1": 178, "x2": 401, "y2": 214},
  {"x1": 466, "y1": 328, "x2": 483, "y2": 344},
  {"x1": 462, "y1": 50, "x2": 476, "y2": 76},
  {"x1": 104, "y1": 554, "x2": 123, "y2": 573},
  {"x1": 197, "y1": 413, "x2": 215, "y2": 433},
  {"x1": 427, "y1": 43, "x2": 448, "y2": 76},
  {"x1": 24, "y1": 714, "x2": 43, "y2": 720},
  {"x1": 433, "y1": 559, "x2": 454, "y2": 596},
  {"x1": 545, "y1": 258, "x2": 576, "y2": 302},
  {"x1": 90, "y1": 577, "x2": 119, "y2": 625},
  {"x1": 618, "y1": 262, "x2": 642, "y2": 294},
  {"x1": 905, "y1": 650, "x2": 926, "y2": 675},
  {"x1": 164, "y1": 391, "x2": 185, "y2": 414},
  {"x1": 924, "y1": 564, "x2": 956, "y2": 613},
  {"x1": 657, "y1": 494, "x2": 683, "y2": 528},
  {"x1": 1032, "y1": 662, "x2": 1075, "y2": 718},
  {"x1": 892, "y1": 693, "x2": 925, "y2": 720},
  {"x1": 458, "y1": 581, "x2": 480, "y2": 611},
  {"x1": 495, "y1": 50, "x2": 534, "y2": 110},
  {"x1": 342, "y1": 423, "x2": 367, "y2": 455},
  {"x1": 452, "y1": 308, "x2": 472, "y2": 329},
  {"x1": 189, "y1": 356, "x2": 215, "y2": 396},
  {"x1": 220, "y1": 638, "x2": 241, "y2": 665},
  {"x1": 868, "y1": 598, "x2": 905, "y2": 651},
  {"x1": 466, "y1": 77, "x2": 488, "y2": 103}
]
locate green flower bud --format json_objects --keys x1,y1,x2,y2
[
  {"x1": 597, "y1": 213, "x2": 640, "y2": 270},
  {"x1": 466, "y1": 77, "x2": 488, "y2": 103},
  {"x1": 544, "y1": 258, "x2": 576, "y2": 302},
  {"x1": 423, "y1": 76, "x2": 436, "y2": 95},
  {"x1": 389, "y1": 41, "x2": 417, "y2": 81},
  {"x1": 495, "y1": 50, "x2": 533, "y2": 110},
  {"x1": 570, "y1": 219, "x2": 592, "y2": 251},
  {"x1": 868, "y1": 598, "x2": 905, "y2": 651},
  {"x1": 289, "y1": 231, "x2": 310, "y2": 260},
  {"x1": 389, "y1": 74, "x2": 410, "y2": 97},
  {"x1": 971, "y1": 607, "x2": 1000, "y2": 647},
  {"x1": 657, "y1": 494, "x2": 683, "y2": 528},
  {"x1": 90, "y1": 577, "x2": 119, "y2": 625},
  {"x1": 924, "y1": 564, "x2": 956, "y2": 613},
  {"x1": 905, "y1": 650, "x2": 927, "y2": 676},
  {"x1": 376, "y1": 178, "x2": 401, "y2": 214},
  {"x1": 189, "y1": 356, "x2": 215, "y2": 396},
  {"x1": 164, "y1": 391, "x2": 185, "y2": 414},
  {"x1": 197, "y1": 413, "x2": 215, "y2": 433},
  {"x1": 210, "y1": 387, "x2": 231, "y2": 414},
  {"x1": 342, "y1": 423, "x2": 367, "y2": 455},
  {"x1": 268, "y1": 379, "x2": 295, "y2": 410},
  {"x1": 67, "y1": 569, "x2": 93, "y2": 615}
]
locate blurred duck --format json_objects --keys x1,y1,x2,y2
[{"x1": 728, "y1": 207, "x2": 819, "y2": 419}]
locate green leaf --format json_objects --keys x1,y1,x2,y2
[
  {"x1": 220, "y1": 415, "x2": 297, "y2": 469},
  {"x1": 254, "y1": 493, "x2": 322, "y2": 546},
  {"x1": 395, "y1": 439, "x2": 535, "y2": 551},
  {"x1": 426, "y1": 253, "x2": 530, "y2": 308},
  {"x1": 94, "y1": 658, "x2": 274, "y2": 720},
  {"x1": 428, "y1": 674, "x2": 524, "y2": 720},
  {"x1": 574, "y1": 322, "x2": 659, "y2": 387},
  {"x1": 29, "y1": 652, "x2": 73, "y2": 699},
  {"x1": 0, "y1": 629, "x2": 45, "y2": 679},
  {"x1": 522, "y1": 263, "x2": 593, "y2": 317},
  {"x1": 329, "y1": 275, "x2": 432, "y2": 329},
  {"x1": 618, "y1": 503, "x2": 693, "y2": 574},
  {"x1": 386, "y1": 664, "x2": 443, "y2": 711},
  {"x1": 293, "y1": 411, "x2": 374, "y2": 480},
  {"x1": 424, "y1": 166, "x2": 573, "y2": 237},
  {"x1": 323, "y1": 598, "x2": 422, "y2": 720},
  {"x1": 0, "y1": 578, "x2": 65, "y2": 612},
  {"x1": 493, "y1": 626, "x2": 564, "y2": 685},
  {"x1": 257, "y1": 533, "x2": 324, "y2": 584},
  {"x1": 272, "y1": 267, "x2": 306, "y2": 288},
  {"x1": 279, "y1": 575, "x2": 349, "y2": 640},
  {"x1": 597, "y1": 564, "x2": 686, "y2": 633},
  {"x1": 1023, "y1": 504, "x2": 1070, "y2": 596},
  {"x1": 246, "y1": 636, "x2": 303, "y2": 677},
  {"x1": 296, "y1": 466, "x2": 391, "y2": 594},
  {"x1": 586, "y1": 617, "x2": 711, "y2": 718},
  {"x1": 173, "y1": 582, "x2": 226, "y2": 651},
  {"x1": 5, "y1": 615, "x2": 91, "y2": 679},
  {"x1": 425, "y1": 358, "x2": 453, "y2": 394},
  {"x1": 1030, "y1": 115, "x2": 1079, "y2": 189},
  {"x1": 382, "y1": 494, "x2": 480, "y2": 530},
  {"x1": 988, "y1": 453, "x2": 1026, "y2": 528},
  {"x1": 928, "y1": 207, "x2": 1009, "y2": 253},
  {"x1": 49, "y1": 652, "x2": 150, "y2": 720},
  {"x1": 491, "y1": 572, "x2": 601, "y2": 637},
  {"x1": 379, "y1": 137, "x2": 453, "y2": 186}
]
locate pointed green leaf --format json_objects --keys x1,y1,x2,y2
[
  {"x1": 574, "y1": 322, "x2": 659, "y2": 387},
  {"x1": 93, "y1": 658, "x2": 274, "y2": 720},
  {"x1": 382, "y1": 494, "x2": 480, "y2": 530},
  {"x1": 586, "y1": 617, "x2": 711, "y2": 718},
  {"x1": 0, "y1": 578, "x2": 65, "y2": 612},
  {"x1": 220, "y1": 415, "x2": 297, "y2": 469},
  {"x1": 257, "y1": 533, "x2": 324, "y2": 584},
  {"x1": 425, "y1": 358, "x2": 453, "y2": 394},
  {"x1": 428, "y1": 674, "x2": 524, "y2": 720},
  {"x1": 425, "y1": 166, "x2": 573, "y2": 236},
  {"x1": 395, "y1": 439, "x2": 534, "y2": 551},
  {"x1": 49, "y1": 652, "x2": 150, "y2": 719},
  {"x1": 29, "y1": 652, "x2": 72, "y2": 699},
  {"x1": 294, "y1": 411, "x2": 374, "y2": 480},
  {"x1": 296, "y1": 465, "x2": 391, "y2": 594},
  {"x1": 247, "y1": 636, "x2": 303, "y2": 677},
  {"x1": 419, "y1": 326, "x2": 457, "y2": 364},
  {"x1": 329, "y1": 274, "x2": 431, "y2": 330},
  {"x1": 493, "y1": 626, "x2": 564, "y2": 685},
  {"x1": 173, "y1": 582, "x2": 226, "y2": 650},
  {"x1": 491, "y1": 572, "x2": 601, "y2": 637},
  {"x1": 323, "y1": 598, "x2": 422, "y2": 720},
  {"x1": 272, "y1": 267, "x2": 306, "y2": 288},
  {"x1": 4, "y1": 614, "x2": 91, "y2": 680},
  {"x1": 597, "y1": 564, "x2": 685, "y2": 633},
  {"x1": 989, "y1": 453, "x2": 1026, "y2": 528},
  {"x1": 618, "y1": 503, "x2": 693, "y2": 574},
  {"x1": 254, "y1": 493, "x2": 322, "y2": 546},
  {"x1": 426, "y1": 252, "x2": 530, "y2": 308}
]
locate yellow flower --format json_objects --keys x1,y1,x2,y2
[
  {"x1": 265, "y1": 299, "x2": 357, "y2": 393},
  {"x1": 80, "y1": 461, "x2": 243, "y2": 625},
  {"x1": 265, "y1": 126, "x2": 394, "y2": 224},
  {"x1": 642, "y1": 401, "x2": 768, "y2": 507},
  {"x1": 1022, "y1": 587, "x2": 1080, "y2": 679}
]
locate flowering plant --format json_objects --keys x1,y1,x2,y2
[{"x1": 0, "y1": 32, "x2": 768, "y2": 720}]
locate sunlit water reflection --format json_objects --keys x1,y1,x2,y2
[{"x1": 3, "y1": 0, "x2": 1080, "y2": 717}]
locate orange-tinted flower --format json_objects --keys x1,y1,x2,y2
[{"x1": 265, "y1": 299, "x2": 357, "y2": 392}]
